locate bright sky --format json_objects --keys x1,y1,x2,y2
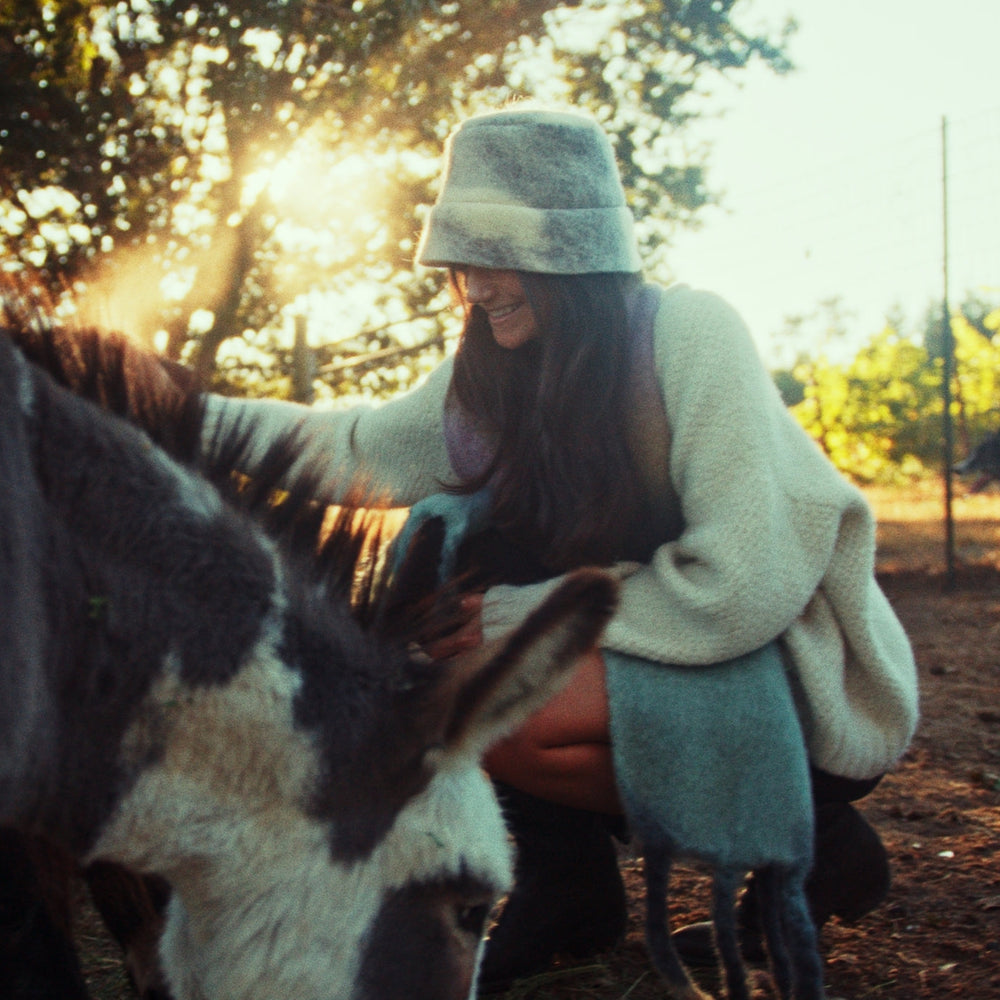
[{"x1": 666, "y1": 0, "x2": 1000, "y2": 366}]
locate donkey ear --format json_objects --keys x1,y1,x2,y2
[{"x1": 435, "y1": 568, "x2": 618, "y2": 761}]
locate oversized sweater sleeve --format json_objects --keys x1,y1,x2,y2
[
  {"x1": 202, "y1": 357, "x2": 456, "y2": 507},
  {"x1": 483, "y1": 286, "x2": 869, "y2": 666},
  {"x1": 603, "y1": 286, "x2": 864, "y2": 663}
]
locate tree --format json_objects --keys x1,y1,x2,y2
[
  {"x1": 774, "y1": 291, "x2": 1000, "y2": 483},
  {"x1": 770, "y1": 298, "x2": 857, "y2": 456},
  {"x1": 920, "y1": 291, "x2": 1000, "y2": 455},
  {"x1": 1, "y1": 0, "x2": 794, "y2": 394},
  {"x1": 842, "y1": 327, "x2": 941, "y2": 480}
]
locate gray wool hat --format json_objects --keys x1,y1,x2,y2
[{"x1": 417, "y1": 107, "x2": 642, "y2": 274}]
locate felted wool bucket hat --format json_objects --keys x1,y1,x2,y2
[{"x1": 417, "y1": 107, "x2": 642, "y2": 274}]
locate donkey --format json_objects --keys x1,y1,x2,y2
[
  {"x1": 954, "y1": 428, "x2": 1000, "y2": 492},
  {"x1": 0, "y1": 309, "x2": 618, "y2": 1000}
]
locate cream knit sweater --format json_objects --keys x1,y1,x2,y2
[{"x1": 204, "y1": 284, "x2": 918, "y2": 781}]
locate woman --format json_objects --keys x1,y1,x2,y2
[{"x1": 205, "y1": 106, "x2": 918, "y2": 985}]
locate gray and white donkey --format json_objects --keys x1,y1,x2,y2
[{"x1": 0, "y1": 313, "x2": 618, "y2": 1000}]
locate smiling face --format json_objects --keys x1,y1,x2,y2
[{"x1": 457, "y1": 267, "x2": 539, "y2": 350}]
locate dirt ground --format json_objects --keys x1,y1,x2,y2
[
  {"x1": 78, "y1": 483, "x2": 1000, "y2": 1000},
  {"x1": 558, "y1": 565, "x2": 1000, "y2": 1000}
]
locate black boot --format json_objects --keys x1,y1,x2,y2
[
  {"x1": 477, "y1": 784, "x2": 628, "y2": 991},
  {"x1": 672, "y1": 802, "x2": 891, "y2": 967},
  {"x1": 806, "y1": 801, "x2": 891, "y2": 924}
]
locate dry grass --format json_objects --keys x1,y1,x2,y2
[{"x1": 866, "y1": 480, "x2": 1000, "y2": 574}]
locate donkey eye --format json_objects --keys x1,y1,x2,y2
[{"x1": 455, "y1": 902, "x2": 490, "y2": 935}]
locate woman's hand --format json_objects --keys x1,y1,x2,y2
[
  {"x1": 425, "y1": 591, "x2": 619, "y2": 812},
  {"x1": 422, "y1": 593, "x2": 484, "y2": 660}
]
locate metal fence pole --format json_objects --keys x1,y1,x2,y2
[{"x1": 941, "y1": 116, "x2": 956, "y2": 589}]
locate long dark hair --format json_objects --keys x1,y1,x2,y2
[{"x1": 449, "y1": 270, "x2": 645, "y2": 573}]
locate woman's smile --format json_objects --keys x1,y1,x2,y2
[
  {"x1": 487, "y1": 303, "x2": 521, "y2": 322},
  {"x1": 461, "y1": 267, "x2": 539, "y2": 349}
]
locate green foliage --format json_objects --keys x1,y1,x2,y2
[
  {"x1": 1, "y1": 0, "x2": 793, "y2": 387},
  {"x1": 951, "y1": 308, "x2": 1000, "y2": 448},
  {"x1": 780, "y1": 292, "x2": 1000, "y2": 484}
]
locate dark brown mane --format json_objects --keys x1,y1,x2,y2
[
  {"x1": 0, "y1": 277, "x2": 406, "y2": 630},
  {"x1": 0, "y1": 281, "x2": 203, "y2": 464}
]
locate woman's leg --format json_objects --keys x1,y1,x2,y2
[
  {"x1": 482, "y1": 648, "x2": 622, "y2": 814},
  {"x1": 476, "y1": 651, "x2": 627, "y2": 988}
]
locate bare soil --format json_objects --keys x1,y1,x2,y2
[{"x1": 78, "y1": 483, "x2": 1000, "y2": 1000}]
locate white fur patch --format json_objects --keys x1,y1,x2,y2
[{"x1": 159, "y1": 766, "x2": 511, "y2": 1000}]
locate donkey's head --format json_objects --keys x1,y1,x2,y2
[{"x1": 93, "y1": 558, "x2": 616, "y2": 1000}]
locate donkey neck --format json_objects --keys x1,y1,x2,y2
[{"x1": 29, "y1": 372, "x2": 286, "y2": 851}]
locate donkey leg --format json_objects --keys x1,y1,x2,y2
[
  {"x1": 779, "y1": 870, "x2": 826, "y2": 1000},
  {"x1": 643, "y1": 844, "x2": 712, "y2": 1000},
  {"x1": 755, "y1": 866, "x2": 793, "y2": 1000},
  {"x1": 711, "y1": 867, "x2": 750, "y2": 1000}
]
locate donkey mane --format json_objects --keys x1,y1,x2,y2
[{"x1": 1, "y1": 281, "x2": 405, "y2": 630}]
